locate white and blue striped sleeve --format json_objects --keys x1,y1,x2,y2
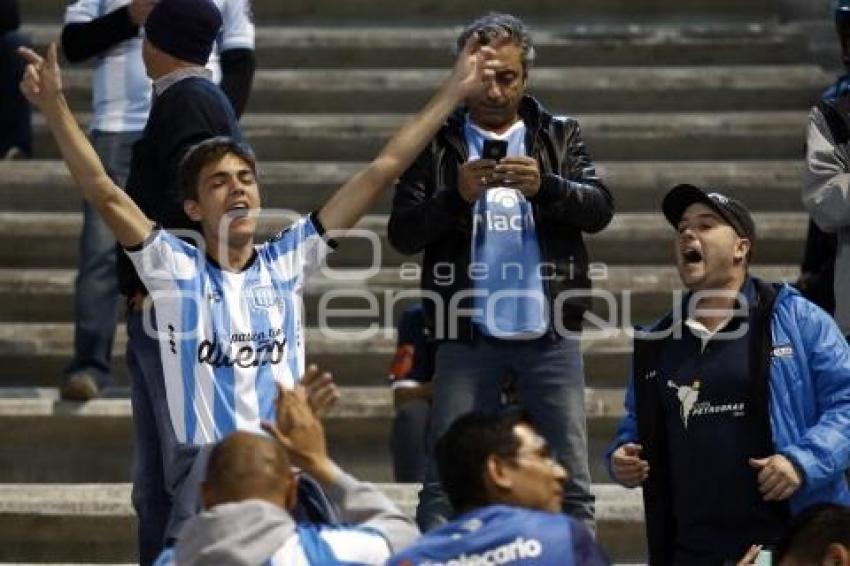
[
  {"x1": 124, "y1": 229, "x2": 200, "y2": 293},
  {"x1": 261, "y1": 213, "x2": 336, "y2": 282},
  {"x1": 64, "y1": 0, "x2": 103, "y2": 23},
  {"x1": 219, "y1": 0, "x2": 256, "y2": 51}
]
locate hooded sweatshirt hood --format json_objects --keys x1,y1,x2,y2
[{"x1": 175, "y1": 499, "x2": 296, "y2": 566}]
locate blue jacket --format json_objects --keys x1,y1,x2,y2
[
  {"x1": 387, "y1": 504, "x2": 609, "y2": 566},
  {"x1": 605, "y1": 281, "x2": 850, "y2": 564}
]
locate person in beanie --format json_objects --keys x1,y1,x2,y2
[
  {"x1": 604, "y1": 184, "x2": 850, "y2": 565},
  {"x1": 65, "y1": 0, "x2": 255, "y2": 561},
  {"x1": 59, "y1": 0, "x2": 254, "y2": 403}
]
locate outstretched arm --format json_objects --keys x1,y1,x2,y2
[
  {"x1": 316, "y1": 37, "x2": 496, "y2": 233},
  {"x1": 19, "y1": 43, "x2": 153, "y2": 248}
]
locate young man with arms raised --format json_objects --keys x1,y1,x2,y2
[{"x1": 18, "y1": 33, "x2": 495, "y2": 557}]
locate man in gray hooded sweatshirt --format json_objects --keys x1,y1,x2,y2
[{"x1": 153, "y1": 384, "x2": 419, "y2": 565}]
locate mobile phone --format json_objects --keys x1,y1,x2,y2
[{"x1": 481, "y1": 140, "x2": 507, "y2": 162}]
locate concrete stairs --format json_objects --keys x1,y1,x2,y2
[{"x1": 2, "y1": 0, "x2": 832, "y2": 563}]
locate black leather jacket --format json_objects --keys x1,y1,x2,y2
[{"x1": 388, "y1": 95, "x2": 614, "y2": 341}]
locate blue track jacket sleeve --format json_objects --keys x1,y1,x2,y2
[
  {"x1": 604, "y1": 369, "x2": 639, "y2": 483},
  {"x1": 780, "y1": 298, "x2": 850, "y2": 490}
]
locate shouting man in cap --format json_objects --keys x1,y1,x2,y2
[{"x1": 605, "y1": 185, "x2": 850, "y2": 565}]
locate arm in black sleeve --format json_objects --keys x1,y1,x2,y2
[
  {"x1": 61, "y1": 7, "x2": 138, "y2": 63},
  {"x1": 532, "y1": 118, "x2": 614, "y2": 234},
  {"x1": 219, "y1": 48, "x2": 255, "y2": 118},
  {"x1": 387, "y1": 147, "x2": 472, "y2": 255},
  {"x1": 154, "y1": 88, "x2": 240, "y2": 226}
]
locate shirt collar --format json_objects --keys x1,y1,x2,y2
[
  {"x1": 682, "y1": 276, "x2": 755, "y2": 349},
  {"x1": 153, "y1": 67, "x2": 212, "y2": 97},
  {"x1": 465, "y1": 114, "x2": 525, "y2": 139}
]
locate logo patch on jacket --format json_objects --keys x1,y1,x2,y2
[{"x1": 771, "y1": 345, "x2": 794, "y2": 358}]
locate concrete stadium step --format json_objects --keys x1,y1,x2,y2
[
  {"x1": 0, "y1": 265, "x2": 799, "y2": 325},
  {"x1": 0, "y1": 386, "x2": 624, "y2": 484},
  {"x1": 19, "y1": 0, "x2": 775, "y2": 24},
  {"x1": 57, "y1": 66, "x2": 830, "y2": 113},
  {"x1": 23, "y1": 23, "x2": 810, "y2": 68},
  {"x1": 0, "y1": 210, "x2": 808, "y2": 269},
  {"x1": 0, "y1": 322, "x2": 637, "y2": 389},
  {"x1": 0, "y1": 483, "x2": 645, "y2": 563},
  {"x1": 30, "y1": 111, "x2": 811, "y2": 162},
  {"x1": 0, "y1": 160, "x2": 808, "y2": 214}
]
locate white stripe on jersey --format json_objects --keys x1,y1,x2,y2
[
  {"x1": 126, "y1": 216, "x2": 331, "y2": 445},
  {"x1": 267, "y1": 527, "x2": 391, "y2": 565},
  {"x1": 63, "y1": 0, "x2": 255, "y2": 132}
]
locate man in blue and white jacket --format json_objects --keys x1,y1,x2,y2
[
  {"x1": 155, "y1": 384, "x2": 418, "y2": 565},
  {"x1": 605, "y1": 184, "x2": 850, "y2": 565}
]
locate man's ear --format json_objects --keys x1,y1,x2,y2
[
  {"x1": 485, "y1": 454, "x2": 513, "y2": 491},
  {"x1": 184, "y1": 199, "x2": 202, "y2": 222},
  {"x1": 734, "y1": 237, "x2": 751, "y2": 262}
]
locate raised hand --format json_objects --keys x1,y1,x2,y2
[
  {"x1": 18, "y1": 43, "x2": 63, "y2": 110},
  {"x1": 128, "y1": 0, "x2": 159, "y2": 25},
  {"x1": 447, "y1": 35, "x2": 498, "y2": 100},
  {"x1": 301, "y1": 364, "x2": 340, "y2": 419},
  {"x1": 262, "y1": 382, "x2": 338, "y2": 485}
]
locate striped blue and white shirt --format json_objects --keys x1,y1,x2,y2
[
  {"x1": 64, "y1": 0, "x2": 255, "y2": 133},
  {"x1": 154, "y1": 523, "x2": 391, "y2": 566},
  {"x1": 126, "y1": 215, "x2": 332, "y2": 445}
]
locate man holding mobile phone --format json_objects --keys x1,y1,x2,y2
[{"x1": 388, "y1": 13, "x2": 614, "y2": 532}]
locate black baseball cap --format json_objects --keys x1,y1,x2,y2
[{"x1": 662, "y1": 184, "x2": 756, "y2": 244}]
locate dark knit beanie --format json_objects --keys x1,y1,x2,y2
[{"x1": 144, "y1": 0, "x2": 223, "y2": 66}]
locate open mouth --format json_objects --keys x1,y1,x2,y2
[
  {"x1": 225, "y1": 203, "x2": 251, "y2": 220},
  {"x1": 681, "y1": 248, "x2": 703, "y2": 264}
]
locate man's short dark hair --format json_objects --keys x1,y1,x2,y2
[
  {"x1": 178, "y1": 136, "x2": 257, "y2": 202},
  {"x1": 774, "y1": 503, "x2": 850, "y2": 563},
  {"x1": 435, "y1": 410, "x2": 526, "y2": 512},
  {"x1": 455, "y1": 13, "x2": 535, "y2": 72}
]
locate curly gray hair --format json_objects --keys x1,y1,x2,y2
[{"x1": 455, "y1": 13, "x2": 536, "y2": 71}]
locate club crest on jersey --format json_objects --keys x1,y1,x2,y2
[
  {"x1": 771, "y1": 344, "x2": 794, "y2": 358},
  {"x1": 248, "y1": 285, "x2": 282, "y2": 310}
]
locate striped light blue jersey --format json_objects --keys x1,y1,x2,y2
[
  {"x1": 152, "y1": 500, "x2": 393, "y2": 566},
  {"x1": 155, "y1": 524, "x2": 390, "y2": 566},
  {"x1": 126, "y1": 215, "x2": 332, "y2": 445},
  {"x1": 64, "y1": 0, "x2": 255, "y2": 132}
]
